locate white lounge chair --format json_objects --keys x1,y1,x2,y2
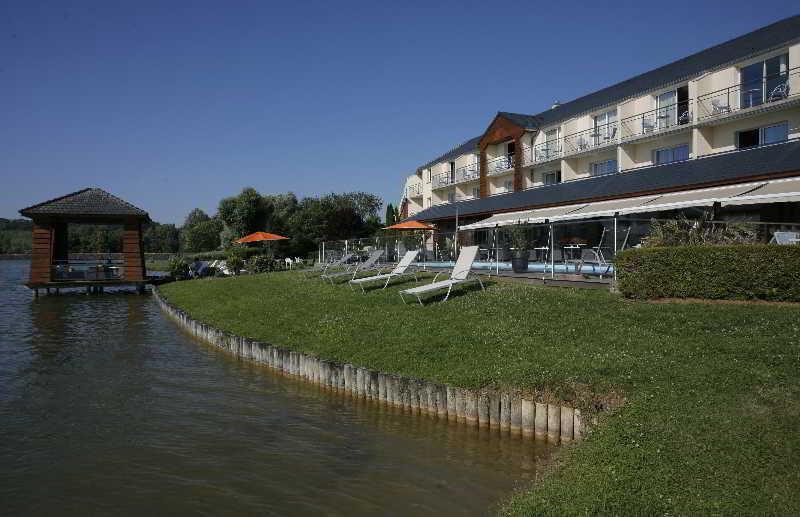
[
  {"x1": 300, "y1": 253, "x2": 354, "y2": 276},
  {"x1": 322, "y1": 250, "x2": 384, "y2": 283},
  {"x1": 349, "y1": 250, "x2": 419, "y2": 293},
  {"x1": 769, "y1": 231, "x2": 799, "y2": 245},
  {"x1": 399, "y1": 246, "x2": 484, "y2": 305}
]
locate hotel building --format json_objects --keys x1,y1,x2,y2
[{"x1": 399, "y1": 15, "x2": 800, "y2": 230}]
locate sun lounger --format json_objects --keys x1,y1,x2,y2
[
  {"x1": 769, "y1": 231, "x2": 799, "y2": 245},
  {"x1": 349, "y1": 250, "x2": 419, "y2": 293},
  {"x1": 300, "y1": 253, "x2": 354, "y2": 276},
  {"x1": 322, "y1": 250, "x2": 384, "y2": 283},
  {"x1": 399, "y1": 246, "x2": 483, "y2": 305}
]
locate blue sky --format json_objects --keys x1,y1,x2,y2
[{"x1": 1, "y1": 1, "x2": 797, "y2": 224}]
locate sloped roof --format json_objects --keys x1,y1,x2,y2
[
  {"x1": 417, "y1": 135, "x2": 482, "y2": 171},
  {"x1": 19, "y1": 187, "x2": 150, "y2": 220},
  {"x1": 406, "y1": 140, "x2": 800, "y2": 222},
  {"x1": 510, "y1": 15, "x2": 800, "y2": 130}
]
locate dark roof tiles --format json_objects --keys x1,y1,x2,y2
[{"x1": 20, "y1": 187, "x2": 150, "y2": 219}]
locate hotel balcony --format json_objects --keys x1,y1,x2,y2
[
  {"x1": 562, "y1": 122, "x2": 618, "y2": 157},
  {"x1": 406, "y1": 182, "x2": 423, "y2": 198},
  {"x1": 697, "y1": 67, "x2": 799, "y2": 122},
  {"x1": 619, "y1": 101, "x2": 693, "y2": 141},
  {"x1": 524, "y1": 140, "x2": 563, "y2": 166},
  {"x1": 431, "y1": 163, "x2": 481, "y2": 189},
  {"x1": 486, "y1": 155, "x2": 515, "y2": 176}
]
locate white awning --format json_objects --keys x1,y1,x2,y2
[
  {"x1": 617, "y1": 183, "x2": 764, "y2": 215},
  {"x1": 721, "y1": 177, "x2": 800, "y2": 206},
  {"x1": 550, "y1": 196, "x2": 662, "y2": 221},
  {"x1": 458, "y1": 209, "x2": 534, "y2": 230}
]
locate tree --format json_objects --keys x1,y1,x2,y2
[
  {"x1": 182, "y1": 219, "x2": 223, "y2": 252},
  {"x1": 217, "y1": 187, "x2": 269, "y2": 239},
  {"x1": 143, "y1": 222, "x2": 180, "y2": 253},
  {"x1": 385, "y1": 203, "x2": 396, "y2": 226},
  {"x1": 183, "y1": 208, "x2": 211, "y2": 229}
]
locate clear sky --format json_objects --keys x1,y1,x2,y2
[{"x1": 1, "y1": 1, "x2": 797, "y2": 224}]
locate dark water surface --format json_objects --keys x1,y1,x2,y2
[{"x1": 0, "y1": 260, "x2": 553, "y2": 516}]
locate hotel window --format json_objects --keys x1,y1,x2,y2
[
  {"x1": 471, "y1": 186, "x2": 480, "y2": 198},
  {"x1": 447, "y1": 191, "x2": 455, "y2": 203},
  {"x1": 593, "y1": 109, "x2": 617, "y2": 143},
  {"x1": 504, "y1": 179, "x2": 513, "y2": 192},
  {"x1": 589, "y1": 159, "x2": 618, "y2": 176},
  {"x1": 654, "y1": 85, "x2": 690, "y2": 128},
  {"x1": 544, "y1": 170, "x2": 561, "y2": 185},
  {"x1": 740, "y1": 53, "x2": 789, "y2": 109},
  {"x1": 449, "y1": 161, "x2": 456, "y2": 183},
  {"x1": 653, "y1": 144, "x2": 690, "y2": 165},
  {"x1": 736, "y1": 122, "x2": 789, "y2": 149}
]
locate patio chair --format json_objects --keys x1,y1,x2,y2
[
  {"x1": 576, "y1": 248, "x2": 613, "y2": 279},
  {"x1": 769, "y1": 231, "x2": 799, "y2": 245},
  {"x1": 321, "y1": 250, "x2": 384, "y2": 284},
  {"x1": 399, "y1": 246, "x2": 483, "y2": 305},
  {"x1": 642, "y1": 117, "x2": 656, "y2": 133},
  {"x1": 349, "y1": 250, "x2": 420, "y2": 293},
  {"x1": 711, "y1": 98, "x2": 731, "y2": 115},
  {"x1": 768, "y1": 82, "x2": 790, "y2": 102}
]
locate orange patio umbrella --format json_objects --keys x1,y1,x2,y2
[
  {"x1": 235, "y1": 231, "x2": 289, "y2": 244},
  {"x1": 383, "y1": 220, "x2": 435, "y2": 231}
]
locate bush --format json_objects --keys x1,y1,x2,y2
[
  {"x1": 616, "y1": 245, "x2": 800, "y2": 301},
  {"x1": 250, "y1": 255, "x2": 277, "y2": 274},
  {"x1": 167, "y1": 256, "x2": 190, "y2": 279},
  {"x1": 226, "y1": 254, "x2": 245, "y2": 275},
  {"x1": 642, "y1": 216, "x2": 758, "y2": 247}
]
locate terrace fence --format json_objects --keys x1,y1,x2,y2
[{"x1": 318, "y1": 217, "x2": 800, "y2": 283}]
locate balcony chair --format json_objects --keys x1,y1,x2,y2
[
  {"x1": 768, "y1": 82, "x2": 790, "y2": 102},
  {"x1": 399, "y1": 246, "x2": 483, "y2": 305},
  {"x1": 711, "y1": 98, "x2": 731, "y2": 115}
]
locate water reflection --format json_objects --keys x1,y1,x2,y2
[{"x1": 0, "y1": 261, "x2": 553, "y2": 516}]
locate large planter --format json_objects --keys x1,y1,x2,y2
[{"x1": 511, "y1": 250, "x2": 530, "y2": 273}]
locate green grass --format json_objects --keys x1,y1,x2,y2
[
  {"x1": 145, "y1": 260, "x2": 170, "y2": 272},
  {"x1": 159, "y1": 272, "x2": 800, "y2": 515}
]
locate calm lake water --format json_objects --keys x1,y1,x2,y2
[{"x1": 0, "y1": 260, "x2": 553, "y2": 515}]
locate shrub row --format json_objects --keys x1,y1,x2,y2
[{"x1": 616, "y1": 245, "x2": 800, "y2": 301}]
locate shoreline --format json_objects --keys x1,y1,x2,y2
[{"x1": 153, "y1": 286, "x2": 588, "y2": 444}]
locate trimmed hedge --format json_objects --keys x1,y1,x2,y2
[{"x1": 616, "y1": 245, "x2": 800, "y2": 301}]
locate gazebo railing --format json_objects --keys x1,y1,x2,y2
[{"x1": 51, "y1": 260, "x2": 125, "y2": 281}]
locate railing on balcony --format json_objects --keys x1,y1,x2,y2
[
  {"x1": 431, "y1": 172, "x2": 453, "y2": 189},
  {"x1": 524, "y1": 140, "x2": 563, "y2": 165},
  {"x1": 432, "y1": 163, "x2": 481, "y2": 188},
  {"x1": 697, "y1": 67, "x2": 798, "y2": 120},
  {"x1": 455, "y1": 162, "x2": 480, "y2": 183},
  {"x1": 486, "y1": 154, "x2": 515, "y2": 176},
  {"x1": 406, "y1": 183, "x2": 422, "y2": 197},
  {"x1": 562, "y1": 122, "x2": 618, "y2": 156},
  {"x1": 51, "y1": 260, "x2": 125, "y2": 281},
  {"x1": 619, "y1": 100, "x2": 693, "y2": 140}
]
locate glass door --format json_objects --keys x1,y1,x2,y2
[{"x1": 656, "y1": 90, "x2": 676, "y2": 129}]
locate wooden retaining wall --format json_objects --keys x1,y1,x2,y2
[{"x1": 153, "y1": 288, "x2": 588, "y2": 444}]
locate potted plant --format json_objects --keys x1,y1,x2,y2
[{"x1": 506, "y1": 225, "x2": 530, "y2": 273}]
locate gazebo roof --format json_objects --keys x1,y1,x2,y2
[{"x1": 19, "y1": 187, "x2": 150, "y2": 221}]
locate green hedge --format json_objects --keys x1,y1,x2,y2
[{"x1": 616, "y1": 245, "x2": 800, "y2": 301}]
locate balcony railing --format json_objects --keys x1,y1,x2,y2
[
  {"x1": 524, "y1": 140, "x2": 563, "y2": 165},
  {"x1": 432, "y1": 163, "x2": 481, "y2": 188},
  {"x1": 619, "y1": 101, "x2": 693, "y2": 140},
  {"x1": 406, "y1": 183, "x2": 422, "y2": 197},
  {"x1": 486, "y1": 154, "x2": 515, "y2": 176},
  {"x1": 431, "y1": 172, "x2": 453, "y2": 189},
  {"x1": 697, "y1": 67, "x2": 799, "y2": 120},
  {"x1": 562, "y1": 122, "x2": 618, "y2": 156},
  {"x1": 51, "y1": 260, "x2": 125, "y2": 281},
  {"x1": 455, "y1": 162, "x2": 480, "y2": 183}
]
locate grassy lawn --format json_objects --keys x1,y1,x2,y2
[
  {"x1": 145, "y1": 260, "x2": 170, "y2": 272},
  {"x1": 159, "y1": 271, "x2": 800, "y2": 515}
]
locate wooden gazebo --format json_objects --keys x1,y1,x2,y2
[{"x1": 19, "y1": 188, "x2": 150, "y2": 292}]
